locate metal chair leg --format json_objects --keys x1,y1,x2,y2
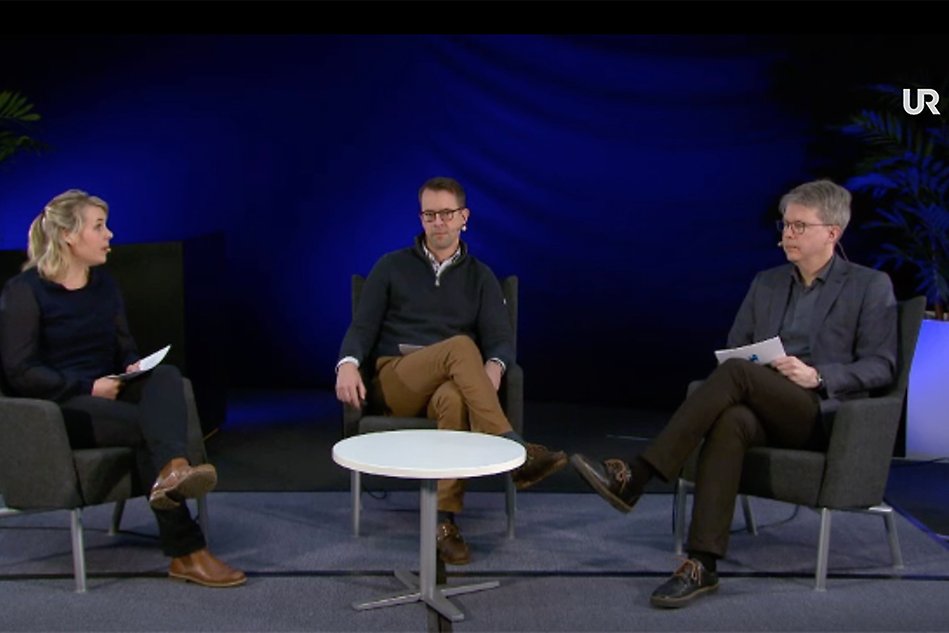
[
  {"x1": 505, "y1": 473, "x2": 516, "y2": 539},
  {"x1": 674, "y1": 478, "x2": 689, "y2": 555},
  {"x1": 876, "y1": 504, "x2": 904, "y2": 570},
  {"x1": 814, "y1": 507, "x2": 832, "y2": 591},
  {"x1": 740, "y1": 495, "x2": 758, "y2": 535},
  {"x1": 352, "y1": 470, "x2": 362, "y2": 537},
  {"x1": 197, "y1": 495, "x2": 210, "y2": 544},
  {"x1": 70, "y1": 508, "x2": 87, "y2": 593},
  {"x1": 109, "y1": 500, "x2": 126, "y2": 536}
]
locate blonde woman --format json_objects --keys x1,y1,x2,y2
[{"x1": 0, "y1": 189, "x2": 245, "y2": 588}]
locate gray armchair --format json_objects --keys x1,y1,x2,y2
[
  {"x1": 0, "y1": 246, "x2": 216, "y2": 592},
  {"x1": 0, "y1": 375, "x2": 209, "y2": 592},
  {"x1": 342, "y1": 274, "x2": 524, "y2": 538},
  {"x1": 673, "y1": 296, "x2": 926, "y2": 590}
]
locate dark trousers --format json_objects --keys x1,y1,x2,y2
[
  {"x1": 60, "y1": 365, "x2": 206, "y2": 557},
  {"x1": 641, "y1": 358, "x2": 822, "y2": 557}
]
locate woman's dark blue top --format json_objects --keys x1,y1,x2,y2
[{"x1": 0, "y1": 266, "x2": 138, "y2": 402}]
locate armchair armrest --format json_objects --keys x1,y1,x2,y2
[
  {"x1": 340, "y1": 363, "x2": 375, "y2": 438},
  {"x1": 500, "y1": 362, "x2": 524, "y2": 435},
  {"x1": 342, "y1": 403, "x2": 362, "y2": 438},
  {"x1": 818, "y1": 395, "x2": 903, "y2": 508},
  {"x1": 182, "y1": 378, "x2": 208, "y2": 466},
  {"x1": 0, "y1": 397, "x2": 82, "y2": 509}
]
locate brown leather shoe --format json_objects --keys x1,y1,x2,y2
[
  {"x1": 436, "y1": 522, "x2": 471, "y2": 565},
  {"x1": 169, "y1": 548, "x2": 246, "y2": 588},
  {"x1": 150, "y1": 463, "x2": 218, "y2": 511},
  {"x1": 570, "y1": 453, "x2": 642, "y2": 513},
  {"x1": 511, "y1": 443, "x2": 568, "y2": 490}
]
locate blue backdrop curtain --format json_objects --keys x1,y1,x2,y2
[{"x1": 0, "y1": 34, "x2": 936, "y2": 409}]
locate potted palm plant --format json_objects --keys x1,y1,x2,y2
[
  {"x1": 839, "y1": 82, "x2": 949, "y2": 319},
  {"x1": 840, "y1": 81, "x2": 949, "y2": 459}
]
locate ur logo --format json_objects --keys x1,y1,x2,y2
[{"x1": 902, "y1": 88, "x2": 941, "y2": 115}]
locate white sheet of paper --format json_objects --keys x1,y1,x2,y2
[
  {"x1": 108, "y1": 345, "x2": 171, "y2": 380},
  {"x1": 398, "y1": 343, "x2": 424, "y2": 355},
  {"x1": 714, "y1": 336, "x2": 786, "y2": 366}
]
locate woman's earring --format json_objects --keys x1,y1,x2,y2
[{"x1": 462, "y1": 224, "x2": 467, "y2": 232}]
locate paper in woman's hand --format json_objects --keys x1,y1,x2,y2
[
  {"x1": 107, "y1": 345, "x2": 171, "y2": 380},
  {"x1": 713, "y1": 336, "x2": 786, "y2": 365}
]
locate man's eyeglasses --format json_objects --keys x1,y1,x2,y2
[
  {"x1": 420, "y1": 208, "x2": 464, "y2": 223},
  {"x1": 776, "y1": 220, "x2": 834, "y2": 236}
]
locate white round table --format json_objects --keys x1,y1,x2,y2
[{"x1": 332, "y1": 429, "x2": 526, "y2": 622}]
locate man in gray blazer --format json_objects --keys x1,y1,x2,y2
[{"x1": 572, "y1": 179, "x2": 897, "y2": 608}]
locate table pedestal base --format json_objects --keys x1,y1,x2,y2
[
  {"x1": 351, "y1": 480, "x2": 500, "y2": 622},
  {"x1": 353, "y1": 569, "x2": 499, "y2": 621}
]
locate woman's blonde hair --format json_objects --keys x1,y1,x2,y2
[{"x1": 24, "y1": 189, "x2": 109, "y2": 280}]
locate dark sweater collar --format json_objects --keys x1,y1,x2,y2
[{"x1": 413, "y1": 233, "x2": 468, "y2": 264}]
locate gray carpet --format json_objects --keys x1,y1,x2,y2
[{"x1": 2, "y1": 491, "x2": 948, "y2": 632}]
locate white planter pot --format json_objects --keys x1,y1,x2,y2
[{"x1": 907, "y1": 319, "x2": 949, "y2": 459}]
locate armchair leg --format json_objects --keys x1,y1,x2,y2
[
  {"x1": 109, "y1": 500, "x2": 126, "y2": 536},
  {"x1": 673, "y1": 478, "x2": 690, "y2": 555},
  {"x1": 814, "y1": 507, "x2": 832, "y2": 591},
  {"x1": 875, "y1": 503, "x2": 904, "y2": 570},
  {"x1": 197, "y1": 495, "x2": 210, "y2": 544},
  {"x1": 351, "y1": 470, "x2": 362, "y2": 537},
  {"x1": 70, "y1": 508, "x2": 87, "y2": 593},
  {"x1": 740, "y1": 495, "x2": 758, "y2": 535},
  {"x1": 505, "y1": 474, "x2": 516, "y2": 539}
]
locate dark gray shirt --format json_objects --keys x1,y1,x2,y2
[{"x1": 780, "y1": 256, "x2": 836, "y2": 364}]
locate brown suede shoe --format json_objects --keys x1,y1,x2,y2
[
  {"x1": 436, "y1": 522, "x2": 471, "y2": 565},
  {"x1": 149, "y1": 463, "x2": 218, "y2": 511},
  {"x1": 169, "y1": 548, "x2": 246, "y2": 588},
  {"x1": 511, "y1": 443, "x2": 568, "y2": 490}
]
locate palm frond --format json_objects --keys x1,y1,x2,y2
[
  {"x1": 0, "y1": 91, "x2": 41, "y2": 124},
  {"x1": 0, "y1": 131, "x2": 45, "y2": 163},
  {"x1": 0, "y1": 91, "x2": 45, "y2": 165}
]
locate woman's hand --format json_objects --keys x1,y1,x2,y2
[
  {"x1": 125, "y1": 361, "x2": 141, "y2": 373},
  {"x1": 92, "y1": 377, "x2": 122, "y2": 400}
]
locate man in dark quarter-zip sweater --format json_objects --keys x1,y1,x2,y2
[{"x1": 335, "y1": 176, "x2": 567, "y2": 565}]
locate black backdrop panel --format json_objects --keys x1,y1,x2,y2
[{"x1": 0, "y1": 236, "x2": 226, "y2": 435}]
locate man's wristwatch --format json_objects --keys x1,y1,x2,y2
[{"x1": 815, "y1": 372, "x2": 826, "y2": 394}]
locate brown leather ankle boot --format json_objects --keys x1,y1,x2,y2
[{"x1": 168, "y1": 548, "x2": 246, "y2": 588}]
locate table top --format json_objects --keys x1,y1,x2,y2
[{"x1": 332, "y1": 430, "x2": 526, "y2": 480}]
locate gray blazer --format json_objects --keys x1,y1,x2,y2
[{"x1": 727, "y1": 257, "x2": 897, "y2": 416}]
